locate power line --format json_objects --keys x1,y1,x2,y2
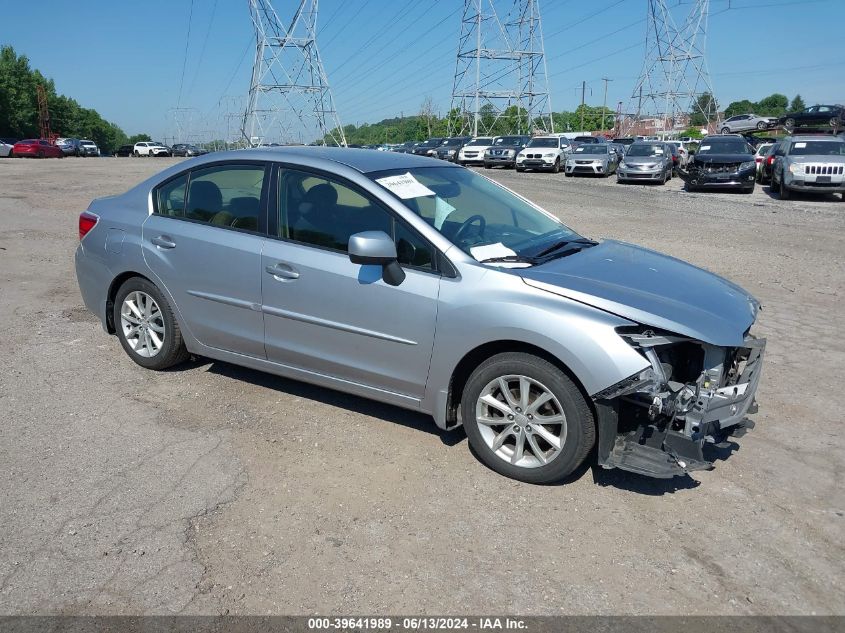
[
  {"x1": 186, "y1": 0, "x2": 218, "y2": 98},
  {"x1": 175, "y1": 0, "x2": 195, "y2": 110}
]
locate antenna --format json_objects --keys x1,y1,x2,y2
[
  {"x1": 448, "y1": 0, "x2": 553, "y2": 137},
  {"x1": 242, "y1": 0, "x2": 346, "y2": 146},
  {"x1": 623, "y1": 0, "x2": 717, "y2": 136}
]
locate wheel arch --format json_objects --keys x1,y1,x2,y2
[
  {"x1": 105, "y1": 270, "x2": 155, "y2": 333},
  {"x1": 440, "y1": 339, "x2": 593, "y2": 431}
]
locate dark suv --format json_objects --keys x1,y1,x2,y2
[
  {"x1": 483, "y1": 135, "x2": 530, "y2": 169},
  {"x1": 411, "y1": 138, "x2": 444, "y2": 156},
  {"x1": 434, "y1": 137, "x2": 471, "y2": 162},
  {"x1": 680, "y1": 135, "x2": 756, "y2": 193}
]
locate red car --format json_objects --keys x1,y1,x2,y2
[{"x1": 11, "y1": 139, "x2": 64, "y2": 158}]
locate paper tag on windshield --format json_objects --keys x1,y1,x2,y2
[
  {"x1": 375, "y1": 172, "x2": 435, "y2": 199},
  {"x1": 794, "y1": 142, "x2": 807, "y2": 148},
  {"x1": 700, "y1": 145, "x2": 710, "y2": 151},
  {"x1": 470, "y1": 242, "x2": 517, "y2": 262},
  {"x1": 434, "y1": 198, "x2": 455, "y2": 230}
]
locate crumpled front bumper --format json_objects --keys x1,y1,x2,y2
[{"x1": 596, "y1": 335, "x2": 766, "y2": 479}]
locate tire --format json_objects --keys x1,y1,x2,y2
[
  {"x1": 757, "y1": 121, "x2": 766, "y2": 130},
  {"x1": 483, "y1": 163, "x2": 491, "y2": 169},
  {"x1": 552, "y1": 157, "x2": 560, "y2": 173},
  {"x1": 721, "y1": 127, "x2": 730, "y2": 134},
  {"x1": 661, "y1": 168, "x2": 668, "y2": 185},
  {"x1": 462, "y1": 352, "x2": 595, "y2": 484},
  {"x1": 113, "y1": 277, "x2": 190, "y2": 370},
  {"x1": 830, "y1": 117, "x2": 839, "y2": 128},
  {"x1": 784, "y1": 118, "x2": 795, "y2": 132},
  {"x1": 37, "y1": 150, "x2": 44, "y2": 158},
  {"x1": 743, "y1": 184, "x2": 754, "y2": 194},
  {"x1": 133, "y1": 150, "x2": 139, "y2": 157},
  {"x1": 778, "y1": 175, "x2": 791, "y2": 199},
  {"x1": 515, "y1": 167, "x2": 525, "y2": 172}
]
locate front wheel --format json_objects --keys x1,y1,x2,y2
[
  {"x1": 778, "y1": 175, "x2": 791, "y2": 199},
  {"x1": 784, "y1": 118, "x2": 795, "y2": 132},
  {"x1": 721, "y1": 127, "x2": 730, "y2": 134},
  {"x1": 552, "y1": 158, "x2": 560, "y2": 173},
  {"x1": 757, "y1": 121, "x2": 766, "y2": 130},
  {"x1": 461, "y1": 353, "x2": 595, "y2": 484},
  {"x1": 113, "y1": 277, "x2": 190, "y2": 370}
]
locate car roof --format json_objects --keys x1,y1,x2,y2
[{"x1": 222, "y1": 146, "x2": 460, "y2": 173}]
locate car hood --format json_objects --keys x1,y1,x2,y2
[
  {"x1": 518, "y1": 240, "x2": 759, "y2": 346},
  {"x1": 692, "y1": 153, "x2": 753, "y2": 164},
  {"x1": 787, "y1": 153, "x2": 845, "y2": 163}
]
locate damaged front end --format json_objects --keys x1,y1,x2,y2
[{"x1": 594, "y1": 328, "x2": 765, "y2": 478}]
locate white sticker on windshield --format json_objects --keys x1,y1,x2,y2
[
  {"x1": 654, "y1": 149, "x2": 664, "y2": 154},
  {"x1": 700, "y1": 145, "x2": 710, "y2": 151},
  {"x1": 375, "y1": 172, "x2": 435, "y2": 199},
  {"x1": 470, "y1": 242, "x2": 516, "y2": 262},
  {"x1": 434, "y1": 198, "x2": 455, "y2": 230},
  {"x1": 794, "y1": 142, "x2": 807, "y2": 148}
]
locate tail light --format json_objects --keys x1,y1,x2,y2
[
  {"x1": 767, "y1": 156, "x2": 775, "y2": 165},
  {"x1": 79, "y1": 212, "x2": 99, "y2": 240}
]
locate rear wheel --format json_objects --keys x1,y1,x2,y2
[
  {"x1": 830, "y1": 117, "x2": 839, "y2": 128},
  {"x1": 757, "y1": 121, "x2": 766, "y2": 130},
  {"x1": 462, "y1": 353, "x2": 594, "y2": 484},
  {"x1": 721, "y1": 127, "x2": 730, "y2": 134},
  {"x1": 113, "y1": 277, "x2": 189, "y2": 370},
  {"x1": 784, "y1": 118, "x2": 795, "y2": 132}
]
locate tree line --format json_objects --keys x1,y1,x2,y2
[{"x1": 0, "y1": 46, "x2": 148, "y2": 153}]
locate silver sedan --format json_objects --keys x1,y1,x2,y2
[
  {"x1": 720, "y1": 113, "x2": 776, "y2": 134},
  {"x1": 75, "y1": 147, "x2": 765, "y2": 483}
]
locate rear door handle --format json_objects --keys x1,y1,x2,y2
[
  {"x1": 265, "y1": 263, "x2": 300, "y2": 280},
  {"x1": 151, "y1": 235, "x2": 176, "y2": 249}
]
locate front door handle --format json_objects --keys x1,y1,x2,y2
[
  {"x1": 151, "y1": 235, "x2": 176, "y2": 249},
  {"x1": 265, "y1": 263, "x2": 300, "y2": 280}
]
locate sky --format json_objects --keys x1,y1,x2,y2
[{"x1": 3, "y1": 0, "x2": 844, "y2": 141}]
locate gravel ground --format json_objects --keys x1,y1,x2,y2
[{"x1": 0, "y1": 156, "x2": 843, "y2": 616}]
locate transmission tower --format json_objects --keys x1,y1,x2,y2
[
  {"x1": 448, "y1": 0, "x2": 553, "y2": 137},
  {"x1": 624, "y1": 0, "x2": 718, "y2": 135},
  {"x1": 242, "y1": 0, "x2": 346, "y2": 146}
]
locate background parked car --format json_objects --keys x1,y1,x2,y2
[
  {"x1": 456, "y1": 137, "x2": 493, "y2": 165},
  {"x1": 720, "y1": 113, "x2": 776, "y2": 134},
  {"x1": 565, "y1": 143, "x2": 618, "y2": 177},
  {"x1": 0, "y1": 137, "x2": 18, "y2": 157},
  {"x1": 134, "y1": 141, "x2": 170, "y2": 157},
  {"x1": 753, "y1": 142, "x2": 774, "y2": 178},
  {"x1": 172, "y1": 143, "x2": 207, "y2": 157},
  {"x1": 113, "y1": 144, "x2": 134, "y2": 157},
  {"x1": 11, "y1": 139, "x2": 64, "y2": 158},
  {"x1": 756, "y1": 142, "x2": 781, "y2": 184},
  {"x1": 617, "y1": 141, "x2": 673, "y2": 184},
  {"x1": 434, "y1": 137, "x2": 471, "y2": 162},
  {"x1": 410, "y1": 138, "x2": 444, "y2": 156},
  {"x1": 56, "y1": 138, "x2": 83, "y2": 156},
  {"x1": 483, "y1": 135, "x2": 530, "y2": 169},
  {"x1": 78, "y1": 140, "x2": 100, "y2": 157},
  {"x1": 680, "y1": 134, "x2": 756, "y2": 193},
  {"x1": 771, "y1": 135, "x2": 845, "y2": 200},
  {"x1": 665, "y1": 140, "x2": 689, "y2": 168},
  {"x1": 778, "y1": 105, "x2": 845, "y2": 132},
  {"x1": 515, "y1": 135, "x2": 570, "y2": 173},
  {"x1": 391, "y1": 141, "x2": 418, "y2": 154}
]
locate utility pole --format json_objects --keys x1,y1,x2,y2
[
  {"x1": 580, "y1": 80, "x2": 586, "y2": 132},
  {"x1": 242, "y1": 0, "x2": 346, "y2": 146},
  {"x1": 601, "y1": 77, "x2": 612, "y2": 132},
  {"x1": 448, "y1": 0, "x2": 553, "y2": 137}
]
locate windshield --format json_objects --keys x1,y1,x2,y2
[
  {"x1": 442, "y1": 138, "x2": 464, "y2": 146},
  {"x1": 465, "y1": 138, "x2": 492, "y2": 146},
  {"x1": 626, "y1": 144, "x2": 664, "y2": 157},
  {"x1": 370, "y1": 167, "x2": 579, "y2": 260},
  {"x1": 573, "y1": 145, "x2": 608, "y2": 155},
  {"x1": 493, "y1": 136, "x2": 525, "y2": 146},
  {"x1": 81, "y1": 141, "x2": 95, "y2": 146},
  {"x1": 421, "y1": 139, "x2": 441, "y2": 147},
  {"x1": 789, "y1": 140, "x2": 845, "y2": 156},
  {"x1": 755, "y1": 144, "x2": 773, "y2": 156},
  {"x1": 698, "y1": 139, "x2": 752, "y2": 155},
  {"x1": 527, "y1": 138, "x2": 558, "y2": 148}
]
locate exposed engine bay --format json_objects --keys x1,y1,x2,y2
[{"x1": 594, "y1": 328, "x2": 766, "y2": 478}]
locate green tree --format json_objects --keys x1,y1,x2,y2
[
  {"x1": 724, "y1": 99, "x2": 757, "y2": 118},
  {"x1": 127, "y1": 133, "x2": 152, "y2": 144},
  {"x1": 690, "y1": 92, "x2": 718, "y2": 126},
  {"x1": 756, "y1": 93, "x2": 789, "y2": 116},
  {"x1": 789, "y1": 94, "x2": 806, "y2": 112}
]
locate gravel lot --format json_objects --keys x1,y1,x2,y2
[{"x1": 1, "y1": 156, "x2": 843, "y2": 616}]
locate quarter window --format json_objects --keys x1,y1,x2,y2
[{"x1": 156, "y1": 174, "x2": 188, "y2": 217}]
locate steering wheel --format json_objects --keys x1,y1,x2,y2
[{"x1": 452, "y1": 214, "x2": 486, "y2": 244}]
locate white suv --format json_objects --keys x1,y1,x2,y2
[
  {"x1": 516, "y1": 136, "x2": 572, "y2": 173},
  {"x1": 456, "y1": 137, "x2": 493, "y2": 166},
  {"x1": 133, "y1": 141, "x2": 170, "y2": 157}
]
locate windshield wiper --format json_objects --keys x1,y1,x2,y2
[
  {"x1": 478, "y1": 255, "x2": 540, "y2": 264},
  {"x1": 531, "y1": 237, "x2": 597, "y2": 259}
]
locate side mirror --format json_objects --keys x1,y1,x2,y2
[{"x1": 348, "y1": 231, "x2": 405, "y2": 286}]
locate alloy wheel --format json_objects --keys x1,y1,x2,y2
[
  {"x1": 475, "y1": 375, "x2": 567, "y2": 468},
  {"x1": 120, "y1": 291, "x2": 165, "y2": 358}
]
